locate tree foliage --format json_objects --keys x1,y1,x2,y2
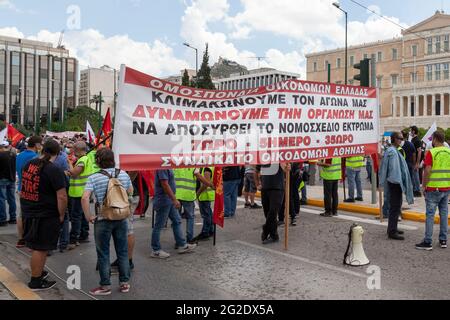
[
  {"x1": 182, "y1": 69, "x2": 190, "y2": 87},
  {"x1": 196, "y1": 44, "x2": 215, "y2": 90}
]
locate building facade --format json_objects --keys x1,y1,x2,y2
[
  {"x1": 214, "y1": 68, "x2": 300, "y2": 90},
  {"x1": 79, "y1": 66, "x2": 119, "y2": 117},
  {"x1": 306, "y1": 11, "x2": 450, "y2": 133},
  {"x1": 0, "y1": 35, "x2": 78, "y2": 128}
]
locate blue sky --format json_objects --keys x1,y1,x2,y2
[{"x1": 0, "y1": 0, "x2": 449, "y2": 77}]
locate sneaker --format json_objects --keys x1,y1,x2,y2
[
  {"x1": 68, "y1": 242, "x2": 79, "y2": 250},
  {"x1": 277, "y1": 221, "x2": 285, "y2": 226},
  {"x1": 413, "y1": 191, "x2": 422, "y2": 198},
  {"x1": 16, "y1": 239, "x2": 26, "y2": 248},
  {"x1": 439, "y1": 240, "x2": 447, "y2": 249},
  {"x1": 8, "y1": 220, "x2": 17, "y2": 225},
  {"x1": 151, "y1": 250, "x2": 171, "y2": 259},
  {"x1": 320, "y1": 212, "x2": 332, "y2": 217},
  {"x1": 28, "y1": 279, "x2": 57, "y2": 291},
  {"x1": 41, "y1": 270, "x2": 49, "y2": 280},
  {"x1": 250, "y1": 203, "x2": 262, "y2": 209},
  {"x1": 119, "y1": 283, "x2": 130, "y2": 293},
  {"x1": 0, "y1": 221, "x2": 8, "y2": 227},
  {"x1": 193, "y1": 233, "x2": 210, "y2": 242},
  {"x1": 78, "y1": 238, "x2": 90, "y2": 243},
  {"x1": 388, "y1": 233, "x2": 404, "y2": 241},
  {"x1": 178, "y1": 243, "x2": 197, "y2": 254},
  {"x1": 415, "y1": 242, "x2": 433, "y2": 251},
  {"x1": 290, "y1": 219, "x2": 297, "y2": 226},
  {"x1": 89, "y1": 286, "x2": 112, "y2": 296},
  {"x1": 355, "y1": 197, "x2": 364, "y2": 202},
  {"x1": 261, "y1": 230, "x2": 269, "y2": 242},
  {"x1": 344, "y1": 198, "x2": 355, "y2": 203},
  {"x1": 300, "y1": 200, "x2": 307, "y2": 206},
  {"x1": 244, "y1": 202, "x2": 251, "y2": 208}
]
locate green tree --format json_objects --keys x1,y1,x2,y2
[
  {"x1": 64, "y1": 106, "x2": 103, "y2": 133},
  {"x1": 196, "y1": 44, "x2": 215, "y2": 90},
  {"x1": 182, "y1": 69, "x2": 190, "y2": 86}
]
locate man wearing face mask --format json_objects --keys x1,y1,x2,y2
[{"x1": 379, "y1": 132, "x2": 414, "y2": 240}]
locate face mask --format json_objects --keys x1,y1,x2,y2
[{"x1": 65, "y1": 148, "x2": 71, "y2": 154}]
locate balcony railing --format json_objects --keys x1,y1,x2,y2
[{"x1": 393, "y1": 78, "x2": 450, "y2": 90}]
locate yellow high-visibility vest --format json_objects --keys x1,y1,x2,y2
[
  {"x1": 320, "y1": 158, "x2": 342, "y2": 181},
  {"x1": 428, "y1": 147, "x2": 450, "y2": 189}
]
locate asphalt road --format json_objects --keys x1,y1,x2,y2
[{"x1": 0, "y1": 198, "x2": 449, "y2": 300}]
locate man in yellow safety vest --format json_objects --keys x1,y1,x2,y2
[
  {"x1": 193, "y1": 168, "x2": 215, "y2": 241},
  {"x1": 66, "y1": 141, "x2": 95, "y2": 249},
  {"x1": 344, "y1": 156, "x2": 365, "y2": 203},
  {"x1": 318, "y1": 158, "x2": 342, "y2": 217},
  {"x1": 416, "y1": 130, "x2": 450, "y2": 250}
]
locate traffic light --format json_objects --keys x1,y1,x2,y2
[{"x1": 353, "y1": 58, "x2": 370, "y2": 87}]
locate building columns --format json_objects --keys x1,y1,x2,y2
[
  {"x1": 393, "y1": 96, "x2": 397, "y2": 118},
  {"x1": 407, "y1": 95, "x2": 411, "y2": 117},
  {"x1": 400, "y1": 96, "x2": 404, "y2": 117},
  {"x1": 440, "y1": 93, "x2": 444, "y2": 116},
  {"x1": 432, "y1": 94, "x2": 436, "y2": 116}
]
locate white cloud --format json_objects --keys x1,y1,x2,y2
[
  {"x1": 0, "y1": 27, "x2": 188, "y2": 77},
  {"x1": 0, "y1": 0, "x2": 16, "y2": 10},
  {"x1": 0, "y1": 27, "x2": 24, "y2": 38}
]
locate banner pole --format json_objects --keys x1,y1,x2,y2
[{"x1": 284, "y1": 168, "x2": 290, "y2": 251}]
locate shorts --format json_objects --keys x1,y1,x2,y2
[
  {"x1": 127, "y1": 215, "x2": 135, "y2": 235},
  {"x1": 127, "y1": 196, "x2": 139, "y2": 236},
  {"x1": 244, "y1": 173, "x2": 257, "y2": 193},
  {"x1": 23, "y1": 216, "x2": 60, "y2": 251}
]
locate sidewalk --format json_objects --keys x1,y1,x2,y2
[
  {"x1": 302, "y1": 184, "x2": 449, "y2": 224},
  {"x1": 0, "y1": 282, "x2": 15, "y2": 300}
]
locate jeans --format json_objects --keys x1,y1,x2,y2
[
  {"x1": 94, "y1": 219, "x2": 130, "y2": 286},
  {"x1": 180, "y1": 200, "x2": 195, "y2": 242},
  {"x1": 346, "y1": 168, "x2": 363, "y2": 200},
  {"x1": 69, "y1": 197, "x2": 90, "y2": 243},
  {"x1": 411, "y1": 168, "x2": 421, "y2": 193},
  {"x1": 58, "y1": 211, "x2": 70, "y2": 249},
  {"x1": 366, "y1": 161, "x2": 372, "y2": 184},
  {"x1": 262, "y1": 189, "x2": 284, "y2": 238},
  {"x1": 382, "y1": 186, "x2": 390, "y2": 218},
  {"x1": 323, "y1": 180, "x2": 339, "y2": 214},
  {"x1": 0, "y1": 179, "x2": 16, "y2": 222},
  {"x1": 387, "y1": 182, "x2": 402, "y2": 236},
  {"x1": 199, "y1": 201, "x2": 213, "y2": 236},
  {"x1": 151, "y1": 204, "x2": 186, "y2": 252},
  {"x1": 224, "y1": 179, "x2": 240, "y2": 217},
  {"x1": 301, "y1": 185, "x2": 307, "y2": 201},
  {"x1": 424, "y1": 191, "x2": 449, "y2": 244}
]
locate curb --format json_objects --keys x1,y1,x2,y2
[
  {"x1": 255, "y1": 192, "x2": 448, "y2": 224},
  {"x1": 0, "y1": 263, "x2": 41, "y2": 300}
]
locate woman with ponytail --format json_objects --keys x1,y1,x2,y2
[{"x1": 20, "y1": 139, "x2": 68, "y2": 291}]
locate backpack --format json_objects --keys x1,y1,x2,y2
[{"x1": 97, "y1": 169, "x2": 131, "y2": 221}]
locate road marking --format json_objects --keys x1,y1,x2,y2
[
  {"x1": 0, "y1": 263, "x2": 41, "y2": 300},
  {"x1": 234, "y1": 240, "x2": 367, "y2": 279},
  {"x1": 300, "y1": 207, "x2": 418, "y2": 231}
]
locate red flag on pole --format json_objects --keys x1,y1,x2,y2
[
  {"x1": 97, "y1": 108, "x2": 113, "y2": 147},
  {"x1": 7, "y1": 123, "x2": 25, "y2": 147},
  {"x1": 371, "y1": 153, "x2": 380, "y2": 173},
  {"x1": 212, "y1": 167, "x2": 224, "y2": 228}
]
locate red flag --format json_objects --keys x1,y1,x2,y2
[
  {"x1": 7, "y1": 123, "x2": 25, "y2": 147},
  {"x1": 135, "y1": 171, "x2": 155, "y2": 216},
  {"x1": 97, "y1": 108, "x2": 113, "y2": 147},
  {"x1": 212, "y1": 167, "x2": 224, "y2": 228},
  {"x1": 371, "y1": 153, "x2": 380, "y2": 173}
]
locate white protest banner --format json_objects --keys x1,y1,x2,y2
[
  {"x1": 86, "y1": 121, "x2": 96, "y2": 143},
  {"x1": 422, "y1": 122, "x2": 437, "y2": 144},
  {"x1": 113, "y1": 66, "x2": 379, "y2": 171},
  {"x1": 46, "y1": 131, "x2": 84, "y2": 139}
]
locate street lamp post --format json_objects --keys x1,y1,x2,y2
[
  {"x1": 183, "y1": 42, "x2": 198, "y2": 84},
  {"x1": 333, "y1": 2, "x2": 348, "y2": 85}
]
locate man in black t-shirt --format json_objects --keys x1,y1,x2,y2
[
  {"x1": 0, "y1": 141, "x2": 17, "y2": 226},
  {"x1": 410, "y1": 126, "x2": 423, "y2": 197},
  {"x1": 256, "y1": 163, "x2": 289, "y2": 244},
  {"x1": 20, "y1": 140, "x2": 68, "y2": 291}
]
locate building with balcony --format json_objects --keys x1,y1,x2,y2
[
  {"x1": 0, "y1": 35, "x2": 78, "y2": 128},
  {"x1": 306, "y1": 11, "x2": 450, "y2": 133}
]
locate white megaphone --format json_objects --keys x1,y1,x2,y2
[{"x1": 343, "y1": 224, "x2": 370, "y2": 266}]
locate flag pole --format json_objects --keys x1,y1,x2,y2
[
  {"x1": 213, "y1": 224, "x2": 217, "y2": 246},
  {"x1": 284, "y1": 167, "x2": 290, "y2": 251}
]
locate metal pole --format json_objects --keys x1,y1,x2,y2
[
  {"x1": 328, "y1": 63, "x2": 331, "y2": 83},
  {"x1": 195, "y1": 48, "x2": 198, "y2": 86},
  {"x1": 213, "y1": 224, "x2": 217, "y2": 246},
  {"x1": 371, "y1": 157, "x2": 377, "y2": 205},
  {"x1": 284, "y1": 168, "x2": 290, "y2": 251},
  {"x1": 98, "y1": 91, "x2": 103, "y2": 130},
  {"x1": 345, "y1": 11, "x2": 348, "y2": 85}
]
